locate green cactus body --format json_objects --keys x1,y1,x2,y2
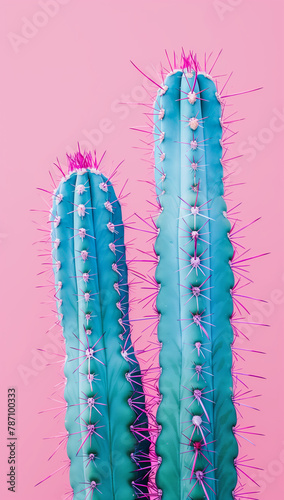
[
  {"x1": 153, "y1": 67, "x2": 238, "y2": 499},
  {"x1": 50, "y1": 151, "x2": 149, "y2": 500}
]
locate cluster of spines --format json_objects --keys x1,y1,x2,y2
[
  {"x1": 131, "y1": 51, "x2": 265, "y2": 500},
  {"x1": 38, "y1": 150, "x2": 150, "y2": 499}
]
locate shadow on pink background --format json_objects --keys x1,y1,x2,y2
[{"x1": 1, "y1": 0, "x2": 284, "y2": 498}]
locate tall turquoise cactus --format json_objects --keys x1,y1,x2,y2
[
  {"x1": 135, "y1": 52, "x2": 262, "y2": 500},
  {"x1": 50, "y1": 150, "x2": 150, "y2": 499}
]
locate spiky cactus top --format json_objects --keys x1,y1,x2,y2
[{"x1": 50, "y1": 151, "x2": 149, "y2": 500}]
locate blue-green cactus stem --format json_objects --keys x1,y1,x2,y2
[
  {"x1": 153, "y1": 65, "x2": 238, "y2": 500},
  {"x1": 51, "y1": 151, "x2": 149, "y2": 500}
]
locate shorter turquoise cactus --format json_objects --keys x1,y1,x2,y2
[{"x1": 49, "y1": 150, "x2": 150, "y2": 500}]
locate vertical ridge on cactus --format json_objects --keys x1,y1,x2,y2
[
  {"x1": 48, "y1": 150, "x2": 150, "y2": 499},
  {"x1": 131, "y1": 51, "x2": 264, "y2": 500}
]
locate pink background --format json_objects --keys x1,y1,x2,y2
[{"x1": 1, "y1": 0, "x2": 284, "y2": 498}]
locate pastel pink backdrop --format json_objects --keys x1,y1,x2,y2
[{"x1": 1, "y1": 0, "x2": 284, "y2": 499}]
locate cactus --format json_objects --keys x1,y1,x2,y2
[
  {"x1": 50, "y1": 150, "x2": 150, "y2": 500},
  {"x1": 132, "y1": 52, "x2": 263, "y2": 500}
]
